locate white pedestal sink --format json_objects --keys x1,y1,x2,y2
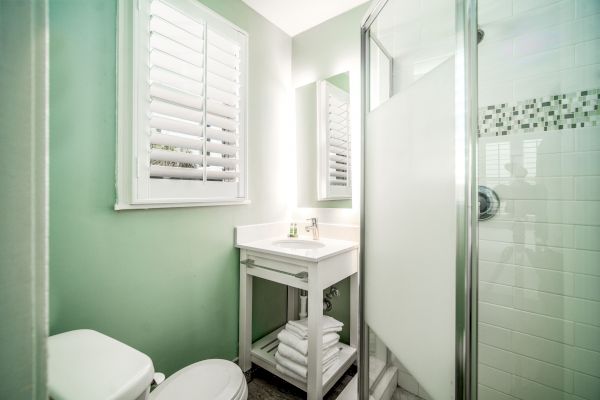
[{"x1": 235, "y1": 231, "x2": 358, "y2": 400}]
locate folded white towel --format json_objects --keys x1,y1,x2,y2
[
  {"x1": 275, "y1": 351, "x2": 339, "y2": 379},
  {"x1": 277, "y1": 329, "x2": 340, "y2": 356},
  {"x1": 276, "y1": 363, "x2": 305, "y2": 382},
  {"x1": 285, "y1": 322, "x2": 342, "y2": 340},
  {"x1": 286, "y1": 316, "x2": 343, "y2": 339},
  {"x1": 277, "y1": 342, "x2": 339, "y2": 366}
]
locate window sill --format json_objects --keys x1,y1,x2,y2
[{"x1": 114, "y1": 199, "x2": 251, "y2": 211}]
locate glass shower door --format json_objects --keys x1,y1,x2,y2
[
  {"x1": 361, "y1": 0, "x2": 475, "y2": 399},
  {"x1": 476, "y1": 1, "x2": 600, "y2": 399}
]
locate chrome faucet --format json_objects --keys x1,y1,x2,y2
[{"x1": 305, "y1": 218, "x2": 319, "y2": 240}]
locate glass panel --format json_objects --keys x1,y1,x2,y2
[
  {"x1": 477, "y1": 0, "x2": 600, "y2": 399},
  {"x1": 363, "y1": 0, "x2": 458, "y2": 398}
]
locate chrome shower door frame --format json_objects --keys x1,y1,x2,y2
[{"x1": 358, "y1": 0, "x2": 479, "y2": 399}]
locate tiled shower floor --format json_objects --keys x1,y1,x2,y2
[{"x1": 247, "y1": 366, "x2": 357, "y2": 399}]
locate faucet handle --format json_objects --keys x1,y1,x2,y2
[{"x1": 306, "y1": 217, "x2": 318, "y2": 225}]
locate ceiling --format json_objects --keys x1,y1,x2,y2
[{"x1": 241, "y1": 0, "x2": 371, "y2": 36}]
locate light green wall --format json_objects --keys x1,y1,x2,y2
[
  {"x1": 49, "y1": 0, "x2": 292, "y2": 376},
  {"x1": 327, "y1": 72, "x2": 350, "y2": 92},
  {"x1": 0, "y1": 1, "x2": 48, "y2": 399}
]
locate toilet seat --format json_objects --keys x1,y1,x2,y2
[{"x1": 149, "y1": 359, "x2": 247, "y2": 400}]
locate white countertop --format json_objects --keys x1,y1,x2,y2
[{"x1": 236, "y1": 236, "x2": 358, "y2": 262}]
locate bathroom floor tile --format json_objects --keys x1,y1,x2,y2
[{"x1": 247, "y1": 365, "x2": 357, "y2": 399}]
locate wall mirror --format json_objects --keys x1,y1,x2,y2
[{"x1": 296, "y1": 71, "x2": 352, "y2": 208}]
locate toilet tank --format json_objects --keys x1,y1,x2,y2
[{"x1": 48, "y1": 329, "x2": 155, "y2": 400}]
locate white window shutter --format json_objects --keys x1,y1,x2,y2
[
  {"x1": 119, "y1": 0, "x2": 248, "y2": 207},
  {"x1": 318, "y1": 81, "x2": 351, "y2": 200}
]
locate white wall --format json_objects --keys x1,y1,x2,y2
[
  {"x1": 291, "y1": 4, "x2": 369, "y2": 225},
  {"x1": 477, "y1": 1, "x2": 600, "y2": 399}
]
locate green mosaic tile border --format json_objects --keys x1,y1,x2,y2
[{"x1": 478, "y1": 89, "x2": 600, "y2": 137}]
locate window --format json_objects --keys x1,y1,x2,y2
[
  {"x1": 317, "y1": 80, "x2": 351, "y2": 200},
  {"x1": 116, "y1": 0, "x2": 248, "y2": 209}
]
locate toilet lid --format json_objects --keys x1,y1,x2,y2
[{"x1": 149, "y1": 359, "x2": 246, "y2": 400}]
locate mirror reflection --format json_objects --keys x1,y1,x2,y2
[{"x1": 296, "y1": 71, "x2": 352, "y2": 208}]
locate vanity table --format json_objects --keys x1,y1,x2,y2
[{"x1": 236, "y1": 232, "x2": 358, "y2": 400}]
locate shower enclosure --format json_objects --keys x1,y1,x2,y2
[{"x1": 360, "y1": 0, "x2": 600, "y2": 399}]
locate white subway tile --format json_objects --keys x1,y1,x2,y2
[
  {"x1": 564, "y1": 248, "x2": 600, "y2": 276},
  {"x1": 480, "y1": 322, "x2": 512, "y2": 349},
  {"x1": 479, "y1": 364, "x2": 513, "y2": 394},
  {"x1": 513, "y1": 15, "x2": 600, "y2": 58},
  {"x1": 573, "y1": 372, "x2": 600, "y2": 400},
  {"x1": 513, "y1": 353, "x2": 575, "y2": 392},
  {"x1": 483, "y1": 0, "x2": 575, "y2": 43},
  {"x1": 529, "y1": 130, "x2": 574, "y2": 154},
  {"x1": 479, "y1": 0, "x2": 513, "y2": 25},
  {"x1": 513, "y1": 0, "x2": 563, "y2": 15},
  {"x1": 480, "y1": 343, "x2": 514, "y2": 372},
  {"x1": 574, "y1": 128, "x2": 600, "y2": 152},
  {"x1": 569, "y1": 347, "x2": 600, "y2": 378},
  {"x1": 513, "y1": 70, "x2": 562, "y2": 100},
  {"x1": 519, "y1": 151, "x2": 600, "y2": 178},
  {"x1": 560, "y1": 64, "x2": 600, "y2": 93},
  {"x1": 479, "y1": 221, "x2": 574, "y2": 247},
  {"x1": 565, "y1": 152, "x2": 600, "y2": 176},
  {"x1": 514, "y1": 200, "x2": 600, "y2": 225},
  {"x1": 575, "y1": 177, "x2": 600, "y2": 200},
  {"x1": 515, "y1": 265, "x2": 575, "y2": 296},
  {"x1": 511, "y1": 331, "x2": 600, "y2": 376},
  {"x1": 575, "y1": 38, "x2": 600, "y2": 66},
  {"x1": 480, "y1": 343, "x2": 576, "y2": 393},
  {"x1": 574, "y1": 323, "x2": 600, "y2": 352},
  {"x1": 479, "y1": 220, "x2": 518, "y2": 242},
  {"x1": 480, "y1": 177, "x2": 575, "y2": 200},
  {"x1": 514, "y1": 243, "x2": 567, "y2": 270},
  {"x1": 480, "y1": 302, "x2": 575, "y2": 343},
  {"x1": 513, "y1": 245, "x2": 600, "y2": 276},
  {"x1": 479, "y1": 79, "x2": 516, "y2": 106},
  {"x1": 513, "y1": 287, "x2": 600, "y2": 326},
  {"x1": 573, "y1": 273, "x2": 600, "y2": 301},
  {"x1": 478, "y1": 39, "x2": 514, "y2": 71},
  {"x1": 480, "y1": 240, "x2": 516, "y2": 263},
  {"x1": 478, "y1": 384, "x2": 515, "y2": 400},
  {"x1": 575, "y1": 225, "x2": 600, "y2": 251},
  {"x1": 533, "y1": 152, "x2": 564, "y2": 177},
  {"x1": 511, "y1": 375, "x2": 572, "y2": 400},
  {"x1": 480, "y1": 282, "x2": 514, "y2": 307},
  {"x1": 480, "y1": 46, "x2": 575, "y2": 84},
  {"x1": 480, "y1": 261, "x2": 516, "y2": 285},
  {"x1": 575, "y1": 0, "x2": 600, "y2": 17}
]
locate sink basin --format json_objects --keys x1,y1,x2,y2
[{"x1": 273, "y1": 239, "x2": 325, "y2": 250}]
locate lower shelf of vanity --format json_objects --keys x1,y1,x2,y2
[{"x1": 250, "y1": 325, "x2": 357, "y2": 394}]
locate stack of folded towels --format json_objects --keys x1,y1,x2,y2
[{"x1": 275, "y1": 315, "x2": 344, "y2": 382}]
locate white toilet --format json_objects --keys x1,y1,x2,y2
[{"x1": 48, "y1": 329, "x2": 248, "y2": 400}]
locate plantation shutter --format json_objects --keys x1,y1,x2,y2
[
  {"x1": 134, "y1": 0, "x2": 247, "y2": 204},
  {"x1": 318, "y1": 81, "x2": 351, "y2": 199}
]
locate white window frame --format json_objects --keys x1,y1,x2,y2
[
  {"x1": 116, "y1": 0, "x2": 249, "y2": 210},
  {"x1": 317, "y1": 80, "x2": 352, "y2": 201}
]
